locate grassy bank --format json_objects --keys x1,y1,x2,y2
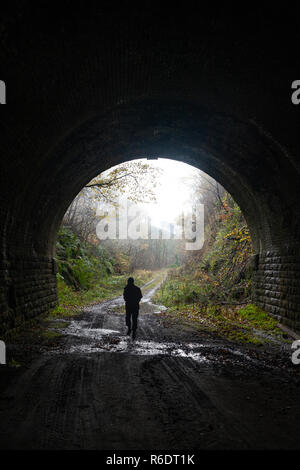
[
  {"x1": 50, "y1": 269, "x2": 153, "y2": 318},
  {"x1": 154, "y1": 279, "x2": 285, "y2": 344},
  {"x1": 149, "y1": 192, "x2": 287, "y2": 345},
  {"x1": 50, "y1": 226, "x2": 155, "y2": 318}
]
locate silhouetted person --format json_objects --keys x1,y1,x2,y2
[{"x1": 123, "y1": 277, "x2": 142, "y2": 340}]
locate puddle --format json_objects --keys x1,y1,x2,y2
[
  {"x1": 56, "y1": 275, "x2": 281, "y2": 371},
  {"x1": 66, "y1": 321, "x2": 121, "y2": 340},
  {"x1": 60, "y1": 321, "x2": 264, "y2": 367},
  {"x1": 140, "y1": 274, "x2": 168, "y2": 303},
  {"x1": 151, "y1": 303, "x2": 167, "y2": 313},
  {"x1": 65, "y1": 337, "x2": 211, "y2": 363}
]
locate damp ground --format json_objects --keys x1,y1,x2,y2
[{"x1": 0, "y1": 275, "x2": 300, "y2": 449}]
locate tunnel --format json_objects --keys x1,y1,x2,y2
[{"x1": 0, "y1": 4, "x2": 300, "y2": 335}]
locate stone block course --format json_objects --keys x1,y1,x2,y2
[{"x1": 254, "y1": 249, "x2": 300, "y2": 332}]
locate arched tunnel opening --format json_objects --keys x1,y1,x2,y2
[
  {"x1": 55, "y1": 152, "x2": 260, "y2": 352},
  {"x1": 1, "y1": 101, "x2": 299, "y2": 335},
  {"x1": 1, "y1": 3, "x2": 300, "y2": 453}
]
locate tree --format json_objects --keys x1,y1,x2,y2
[
  {"x1": 63, "y1": 160, "x2": 161, "y2": 241},
  {"x1": 85, "y1": 160, "x2": 161, "y2": 204}
]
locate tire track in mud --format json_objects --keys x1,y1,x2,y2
[
  {"x1": 139, "y1": 355, "x2": 249, "y2": 449},
  {"x1": 1, "y1": 273, "x2": 300, "y2": 449}
]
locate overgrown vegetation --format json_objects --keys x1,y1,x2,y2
[
  {"x1": 153, "y1": 192, "x2": 284, "y2": 343},
  {"x1": 56, "y1": 226, "x2": 116, "y2": 290},
  {"x1": 52, "y1": 226, "x2": 152, "y2": 318},
  {"x1": 156, "y1": 193, "x2": 253, "y2": 304},
  {"x1": 54, "y1": 166, "x2": 279, "y2": 344},
  {"x1": 157, "y1": 303, "x2": 284, "y2": 344}
]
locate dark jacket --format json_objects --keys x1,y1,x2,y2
[{"x1": 123, "y1": 284, "x2": 142, "y2": 312}]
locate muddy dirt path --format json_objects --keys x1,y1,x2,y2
[{"x1": 1, "y1": 275, "x2": 300, "y2": 450}]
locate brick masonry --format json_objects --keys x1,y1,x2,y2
[
  {"x1": 253, "y1": 249, "x2": 300, "y2": 332},
  {"x1": 0, "y1": 256, "x2": 58, "y2": 335}
]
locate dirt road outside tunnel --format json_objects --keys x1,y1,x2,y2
[{"x1": 0, "y1": 274, "x2": 300, "y2": 450}]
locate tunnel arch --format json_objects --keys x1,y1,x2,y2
[
  {"x1": 2, "y1": 98, "x2": 297, "y2": 333},
  {"x1": 1, "y1": 5, "x2": 300, "y2": 334},
  {"x1": 31, "y1": 99, "x2": 298, "y2": 258}
]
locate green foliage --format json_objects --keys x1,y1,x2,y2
[
  {"x1": 157, "y1": 302, "x2": 284, "y2": 345},
  {"x1": 56, "y1": 227, "x2": 114, "y2": 290},
  {"x1": 152, "y1": 192, "x2": 281, "y2": 344},
  {"x1": 163, "y1": 193, "x2": 254, "y2": 306},
  {"x1": 238, "y1": 304, "x2": 279, "y2": 331},
  {"x1": 8, "y1": 358, "x2": 22, "y2": 368},
  {"x1": 155, "y1": 275, "x2": 210, "y2": 307},
  {"x1": 202, "y1": 194, "x2": 253, "y2": 285},
  {"x1": 51, "y1": 269, "x2": 153, "y2": 318},
  {"x1": 110, "y1": 250, "x2": 131, "y2": 274},
  {"x1": 53, "y1": 226, "x2": 154, "y2": 318}
]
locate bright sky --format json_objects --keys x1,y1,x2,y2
[
  {"x1": 95, "y1": 157, "x2": 202, "y2": 230},
  {"x1": 135, "y1": 158, "x2": 200, "y2": 226}
]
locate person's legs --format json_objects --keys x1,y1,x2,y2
[
  {"x1": 125, "y1": 309, "x2": 131, "y2": 334},
  {"x1": 132, "y1": 310, "x2": 139, "y2": 340}
]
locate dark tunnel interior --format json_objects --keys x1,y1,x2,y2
[{"x1": 1, "y1": 3, "x2": 300, "y2": 453}]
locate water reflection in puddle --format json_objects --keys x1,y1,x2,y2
[
  {"x1": 66, "y1": 338, "x2": 210, "y2": 363},
  {"x1": 61, "y1": 320, "x2": 257, "y2": 365}
]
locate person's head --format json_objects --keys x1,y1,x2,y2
[{"x1": 127, "y1": 277, "x2": 134, "y2": 285}]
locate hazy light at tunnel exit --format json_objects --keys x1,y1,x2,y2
[
  {"x1": 144, "y1": 158, "x2": 201, "y2": 225},
  {"x1": 102, "y1": 157, "x2": 202, "y2": 227}
]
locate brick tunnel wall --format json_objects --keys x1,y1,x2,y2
[
  {"x1": 254, "y1": 249, "x2": 300, "y2": 332},
  {"x1": 0, "y1": 256, "x2": 57, "y2": 336},
  {"x1": 0, "y1": 5, "x2": 300, "y2": 335}
]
